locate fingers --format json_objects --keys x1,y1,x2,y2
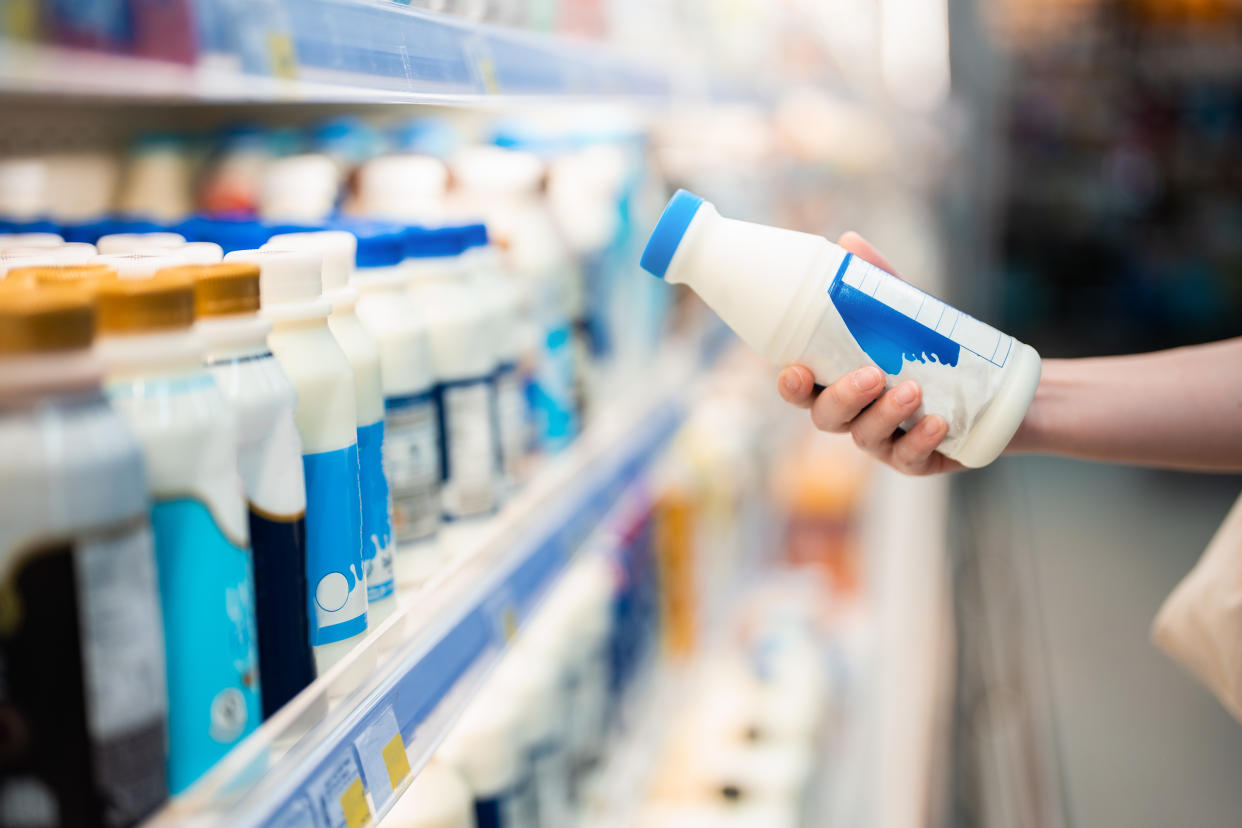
[
  {"x1": 808, "y1": 366, "x2": 885, "y2": 432},
  {"x1": 849, "y1": 380, "x2": 922, "y2": 454},
  {"x1": 890, "y1": 415, "x2": 950, "y2": 474},
  {"x1": 777, "y1": 365, "x2": 817, "y2": 409},
  {"x1": 838, "y1": 231, "x2": 899, "y2": 275}
]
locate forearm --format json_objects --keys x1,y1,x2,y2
[{"x1": 1007, "y1": 338, "x2": 1242, "y2": 471}]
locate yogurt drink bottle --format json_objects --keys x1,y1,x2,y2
[
  {"x1": 406, "y1": 226, "x2": 499, "y2": 521},
  {"x1": 94, "y1": 273, "x2": 261, "y2": 793},
  {"x1": 380, "y1": 760, "x2": 474, "y2": 828},
  {"x1": 265, "y1": 231, "x2": 397, "y2": 621},
  {"x1": 180, "y1": 262, "x2": 317, "y2": 719},
  {"x1": 224, "y1": 248, "x2": 369, "y2": 674},
  {"x1": 641, "y1": 190, "x2": 1042, "y2": 467},
  {"x1": 0, "y1": 283, "x2": 168, "y2": 827},
  {"x1": 351, "y1": 225, "x2": 442, "y2": 583}
]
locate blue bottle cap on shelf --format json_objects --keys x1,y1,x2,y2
[
  {"x1": 181, "y1": 216, "x2": 273, "y2": 254},
  {"x1": 640, "y1": 189, "x2": 703, "y2": 279},
  {"x1": 62, "y1": 216, "x2": 171, "y2": 244},
  {"x1": 404, "y1": 225, "x2": 465, "y2": 259},
  {"x1": 459, "y1": 223, "x2": 489, "y2": 249},
  {"x1": 341, "y1": 220, "x2": 406, "y2": 269},
  {"x1": 2, "y1": 218, "x2": 63, "y2": 237}
]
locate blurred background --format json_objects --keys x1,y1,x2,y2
[{"x1": 1, "y1": 1, "x2": 1240, "y2": 827}]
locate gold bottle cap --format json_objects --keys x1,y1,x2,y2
[
  {"x1": 160, "y1": 263, "x2": 260, "y2": 318},
  {"x1": 96, "y1": 272, "x2": 195, "y2": 335},
  {"x1": 0, "y1": 282, "x2": 95, "y2": 354},
  {"x1": 6, "y1": 264, "x2": 119, "y2": 292}
]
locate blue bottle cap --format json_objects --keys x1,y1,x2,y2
[
  {"x1": 181, "y1": 216, "x2": 274, "y2": 254},
  {"x1": 403, "y1": 225, "x2": 464, "y2": 259},
  {"x1": 459, "y1": 223, "x2": 489, "y2": 249},
  {"x1": 640, "y1": 189, "x2": 704, "y2": 279},
  {"x1": 338, "y1": 219, "x2": 405, "y2": 269}
]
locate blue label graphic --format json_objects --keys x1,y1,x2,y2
[
  {"x1": 828, "y1": 252, "x2": 961, "y2": 375},
  {"x1": 150, "y1": 498, "x2": 261, "y2": 794},
  {"x1": 526, "y1": 324, "x2": 578, "y2": 452},
  {"x1": 356, "y1": 420, "x2": 395, "y2": 602},
  {"x1": 302, "y1": 444, "x2": 367, "y2": 646}
]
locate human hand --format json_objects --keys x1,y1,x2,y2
[{"x1": 775, "y1": 231, "x2": 965, "y2": 476}]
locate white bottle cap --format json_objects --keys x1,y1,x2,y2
[
  {"x1": 0, "y1": 249, "x2": 61, "y2": 276},
  {"x1": 225, "y1": 247, "x2": 331, "y2": 320},
  {"x1": 42, "y1": 242, "x2": 98, "y2": 264},
  {"x1": 357, "y1": 155, "x2": 448, "y2": 219},
  {"x1": 146, "y1": 241, "x2": 223, "y2": 265},
  {"x1": 0, "y1": 158, "x2": 48, "y2": 219},
  {"x1": 97, "y1": 232, "x2": 187, "y2": 254},
  {"x1": 258, "y1": 154, "x2": 339, "y2": 222},
  {"x1": 0, "y1": 233, "x2": 64, "y2": 251},
  {"x1": 450, "y1": 146, "x2": 543, "y2": 194},
  {"x1": 92, "y1": 252, "x2": 190, "y2": 279},
  {"x1": 380, "y1": 760, "x2": 473, "y2": 828},
  {"x1": 265, "y1": 230, "x2": 357, "y2": 301}
]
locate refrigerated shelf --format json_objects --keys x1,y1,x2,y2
[
  {"x1": 142, "y1": 331, "x2": 724, "y2": 828},
  {"x1": 0, "y1": 1, "x2": 671, "y2": 104}
]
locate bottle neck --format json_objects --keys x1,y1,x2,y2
[
  {"x1": 97, "y1": 328, "x2": 206, "y2": 380},
  {"x1": 0, "y1": 350, "x2": 103, "y2": 407},
  {"x1": 197, "y1": 314, "x2": 273, "y2": 362}
]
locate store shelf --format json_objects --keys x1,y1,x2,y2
[
  {"x1": 142, "y1": 334, "x2": 719, "y2": 828},
  {"x1": 0, "y1": 1, "x2": 671, "y2": 104}
]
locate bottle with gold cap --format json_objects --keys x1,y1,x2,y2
[
  {"x1": 264, "y1": 231, "x2": 398, "y2": 622},
  {"x1": 0, "y1": 281, "x2": 169, "y2": 826},
  {"x1": 94, "y1": 272, "x2": 261, "y2": 794},
  {"x1": 173, "y1": 262, "x2": 316, "y2": 720},
  {"x1": 222, "y1": 247, "x2": 369, "y2": 675}
]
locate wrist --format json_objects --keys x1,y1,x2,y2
[{"x1": 1004, "y1": 357, "x2": 1063, "y2": 456}]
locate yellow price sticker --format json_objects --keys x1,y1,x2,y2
[
  {"x1": 339, "y1": 778, "x2": 370, "y2": 828},
  {"x1": 476, "y1": 56, "x2": 499, "y2": 95},
  {"x1": 267, "y1": 32, "x2": 299, "y2": 80},
  {"x1": 381, "y1": 734, "x2": 412, "y2": 790}
]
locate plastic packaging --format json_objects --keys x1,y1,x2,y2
[
  {"x1": 0, "y1": 283, "x2": 168, "y2": 825},
  {"x1": 266, "y1": 231, "x2": 397, "y2": 620},
  {"x1": 351, "y1": 224, "x2": 442, "y2": 583},
  {"x1": 94, "y1": 273, "x2": 261, "y2": 793},
  {"x1": 641, "y1": 190, "x2": 1042, "y2": 467},
  {"x1": 224, "y1": 248, "x2": 369, "y2": 674},
  {"x1": 184, "y1": 261, "x2": 317, "y2": 719},
  {"x1": 406, "y1": 226, "x2": 498, "y2": 520}
]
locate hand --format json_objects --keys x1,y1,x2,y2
[{"x1": 776, "y1": 231, "x2": 965, "y2": 476}]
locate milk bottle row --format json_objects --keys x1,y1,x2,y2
[{"x1": 0, "y1": 221, "x2": 559, "y2": 826}]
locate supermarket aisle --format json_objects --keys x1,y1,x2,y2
[{"x1": 998, "y1": 456, "x2": 1242, "y2": 828}]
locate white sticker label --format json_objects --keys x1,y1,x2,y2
[
  {"x1": 494, "y1": 368, "x2": 527, "y2": 478},
  {"x1": 441, "y1": 381, "x2": 497, "y2": 518},
  {"x1": 384, "y1": 396, "x2": 440, "y2": 543},
  {"x1": 75, "y1": 521, "x2": 167, "y2": 740}
]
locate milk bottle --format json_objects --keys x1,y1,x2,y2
[
  {"x1": 406, "y1": 226, "x2": 498, "y2": 520},
  {"x1": 350, "y1": 224, "x2": 441, "y2": 583},
  {"x1": 223, "y1": 248, "x2": 369, "y2": 673},
  {"x1": 380, "y1": 760, "x2": 474, "y2": 828},
  {"x1": 94, "y1": 273, "x2": 261, "y2": 793},
  {"x1": 0, "y1": 282, "x2": 168, "y2": 826},
  {"x1": 641, "y1": 191, "x2": 1042, "y2": 467},
  {"x1": 181, "y1": 262, "x2": 317, "y2": 718},
  {"x1": 264, "y1": 231, "x2": 397, "y2": 620}
]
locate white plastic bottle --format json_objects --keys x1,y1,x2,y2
[
  {"x1": 183, "y1": 261, "x2": 318, "y2": 719},
  {"x1": 491, "y1": 652, "x2": 571, "y2": 828},
  {"x1": 92, "y1": 251, "x2": 190, "y2": 279},
  {"x1": 265, "y1": 231, "x2": 397, "y2": 621},
  {"x1": 380, "y1": 760, "x2": 475, "y2": 828},
  {"x1": 223, "y1": 248, "x2": 369, "y2": 674},
  {"x1": 351, "y1": 226, "x2": 442, "y2": 582},
  {"x1": 459, "y1": 224, "x2": 529, "y2": 489},
  {"x1": 94, "y1": 273, "x2": 261, "y2": 794},
  {"x1": 0, "y1": 283, "x2": 168, "y2": 825},
  {"x1": 406, "y1": 226, "x2": 498, "y2": 520},
  {"x1": 438, "y1": 683, "x2": 535, "y2": 828},
  {"x1": 641, "y1": 190, "x2": 1042, "y2": 467}
]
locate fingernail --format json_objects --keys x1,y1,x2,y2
[
  {"x1": 895, "y1": 382, "x2": 918, "y2": 405},
  {"x1": 852, "y1": 367, "x2": 882, "y2": 391},
  {"x1": 921, "y1": 416, "x2": 945, "y2": 435},
  {"x1": 781, "y1": 372, "x2": 800, "y2": 394}
]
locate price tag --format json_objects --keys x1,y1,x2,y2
[
  {"x1": 263, "y1": 795, "x2": 319, "y2": 828},
  {"x1": 267, "y1": 31, "x2": 299, "y2": 80},
  {"x1": 306, "y1": 751, "x2": 370, "y2": 828},
  {"x1": 353, "y1": 706, "x2": 411, "y2": 811}
]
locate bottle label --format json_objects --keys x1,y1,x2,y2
[
  {"x1": 302, "y1": 444, "x2": 367, "y2": 647},
  {"x1": 436, "y1": 377, "x2": 497, "y2": 520},
  {"x1": 383, "y1": 391, "x2": 441, "y2": 545},
  {"x1": 493, "y1": 362, "x2": 528, "y2": 479},
  {"x1": 356, "y1": 420, "x2": 395, "y2": 602},
  {"x1": 150, "y1": 497, "x2": 262, "y2": 793},
  {"x1": 0, "y1": 519, "x2": 168, "y2": 827},
  {"x1": 828, "y1": 252, "x2": 1015, "y2": 374},
  {"x1": 526, "y1": 324, "x2": 578, "y2": 452},
  {"x1": 248, "y1": 507, "x2": 314, "y2": 719}
]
